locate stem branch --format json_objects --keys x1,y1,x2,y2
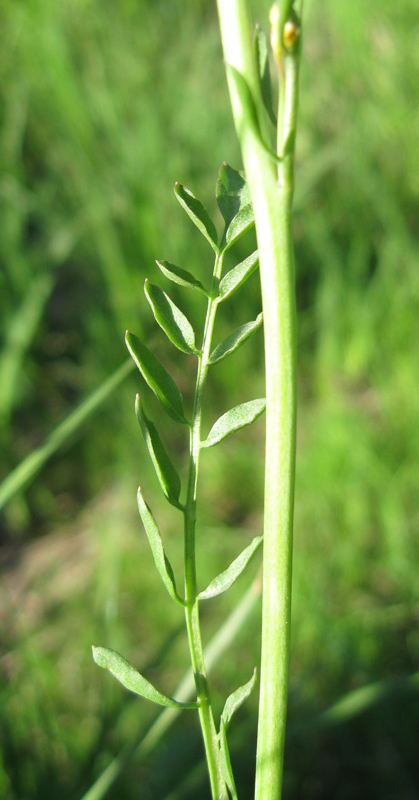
[{"x1": 183, "y1": 252, "x2": 228, "y2": 800}]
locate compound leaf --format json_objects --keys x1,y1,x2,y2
[
  {"x1": 174, "y1": 182, "x2": 218, "y2": 253},
  {"x1": 137, "y1": 487, "x2": 185, "y2": 605},
  {"x1": 201, "y1": 399, "x2": 266, "y2": 449},
  {"x1": 209, "y1": 313, "x2": 262, "y2": 365},
  {"x1": 125, "y1": 331, "x2": 188, "y2": 424},
  {"x1": 156, "y1": 260, "x2": 209, "y2": 296},
  {"x1": 218, "y1": 251, "x2": 259, "y2": 302},
  {"x1": 92, "y1": 647, "x2": 198, "y2": 708},
  {"x1": 144, "y1": 280, "x2": 198, "y2": 355},
  {"x1": 135, "y1": 395, "x2": 181, "y2": 507},
  {"x1": 198, "y1": 536, "x2": 262, "y2": 600}
]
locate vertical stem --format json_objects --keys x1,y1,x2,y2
[
  {"x1": 183, "y1": 253, "x2": 228, "y2": 800},
  {"x1": 216, "y1": 2, "x2": 301, "y2": 798}
]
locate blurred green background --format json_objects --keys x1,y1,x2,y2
[{"x1": 1, "y1": 0, "x2": 419, "y2": 798}]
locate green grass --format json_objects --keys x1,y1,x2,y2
[{"x1": 1, "y1": 0, "x2": 419, "y2": 798}]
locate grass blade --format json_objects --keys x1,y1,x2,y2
[{"x1": 0, "y1": 359, "x2": 134, "y2": 511}]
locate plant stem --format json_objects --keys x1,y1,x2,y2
[
  {"x1": 217, "y1": 2, "x2": 301, "y2": 798},
  {"x1": 183, "y1": 251, "x2": 228, "y2": 800}
]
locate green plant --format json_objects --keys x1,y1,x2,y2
[{"x1": 92, "y1": 1, "x2": 302, "y2": 798}]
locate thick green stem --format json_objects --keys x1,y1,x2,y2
[
  {"x1": 183, "y1": 253, "x2": 228, "y2": 800},
  {"x1": 217, "y1": 2, "x2": 301, "y2": 798}
]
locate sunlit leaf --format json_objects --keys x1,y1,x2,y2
[
  {"x1": 174, "y1": 182, "x2": 219, "y2": 253},
  {"x1": 198, "y1": 537, "x2": 262, "y2": 600},
  {"x1": 135, "y1": 395, "x2": 182, "y2": 507},
  {"x1": 254, "y1": 25, "x2": 277, "y2": 125},
  {"x1": 221, "y1": 669, "x2": 258, "y2": 729},
  {"x1": 216, "y1": 163, "x2": 251, "y2": 225},
  {"x1": 208, "y1": 313, "x2": 263, "y2": 365},
  {"x1": 156, "y1": 260, "x2": 209, "y2": 295},
  {"x1": 217, "y1": 251, "x2": 259, "y2": 302},
  {"x1": 125, "y1": 331, "x2": 188, "y2": 424},
  {"x1": 144, "y1": 280, "x2": 199, "y2": 355},
  {"x1": 216, "y1": 163, "x2": 254, "y2": 251},
  {"x1": 218, "y1": 668, "x2": 258, "y2": 800},
  {"x1": 92, "y1": 647, "x2": 198, "y2": 708},
  {"x1": 225, "y1": 65, "x2": 281, "y2": 164},
  {"x1": 223, "y1": 203, "x2": 254, "y2": 250},
  {"x1": 137, "y1": 487, "x2": 185, "y2": 605},
  {"x1": 219, "y1": 721, "x2": 237, "y2": 800},
  {"x1": 201, "y1": 399, "x2": 266, "y2": 449}
]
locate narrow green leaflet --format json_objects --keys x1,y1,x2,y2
[
  {"x1": 137, "y1": 487, "x2": 185, "y2": 605},
  {"x1": 221, "y1": 669, "x2": 258, "y2": 729},
  {"x1": 254, "y1": 25, "x2": 277, "y2": 126},
  {"x1": 223, "y1": 203, "x2": 254, "y2": 251},
  {"x1": 135, "y1": 395, "x2": 182, "y2": 507},
  {"x1": 174, "y1": 182, "x2": 219, "y2": 254},
  {"x1": 217, "y1": 251, "x2": 259, "y2": 302},
  {"x1": 92, "y1": 647, "x2": 198, "y2": 709},
  {"x1": 216, "y1": 162, "x2": 251, "y2": 224},
  {"x1": 219, "y1": 669, "x2": 258, "y2": 800},
  {"x1": 156, "y1": 260, "x2": 209, "y2": 296},
  {"x1": 201, "y1": 399, "x2": 266, "y2": 449},
  {"x1": 225, "y1": 65, "x2": 281, "y2": 165},
  {"x1": 216, "y1": 163, "x2": 254, "y2": 251},
  {"x1": 219, "y1": 722, "x2": 237, "y2": 800},
  {"x1": 208, "y1": 313, "x2": 263, "y2": 365},
  {"x1": 125, "y1": 331, "x2": 188, "y2": 424},
  {"x1": 144, "y1": 280, "x2": 199, "y2": 355},
  {"x1": 198, "y1": 536, "x2": 262, "y2": 600}
]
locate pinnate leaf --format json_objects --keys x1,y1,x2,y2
[
  {"x1": 209, "y1": 313, "x2": 262, "y2": 365},
  {"x1": 92, "y1": 646, "x2": 198, "y2": 708},
  {"x1": 174, "y1": 182, "x2": 218, "y2": 253},
  {"x1": 156, "y1": 260, "x2": 208, "y2": 295},
  {"x1": 218, "y1": 251, "x2": 259, "y2": 302},
  {"x1": 198, "y1": 536, "x2": 262, "y2": 600},
  {"x1": 137, "y1": 487, "x2": 185, "y2": 605},
  {"x1": 201, "y1": 399, "x2": 266, "y2": 449},
  {"x1": 125, "y1": 331, "x2": 188, "y2": 424},
  {"x1": 135, "y1": 395, "x2": 181, "y2": 507},
  {"x1": 144, "y1": 280, "x2": 198, "y2": 355}
]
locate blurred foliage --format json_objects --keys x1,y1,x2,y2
[{"x1": 1, "y1": 0, "x2": 419, "y2": 798}]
